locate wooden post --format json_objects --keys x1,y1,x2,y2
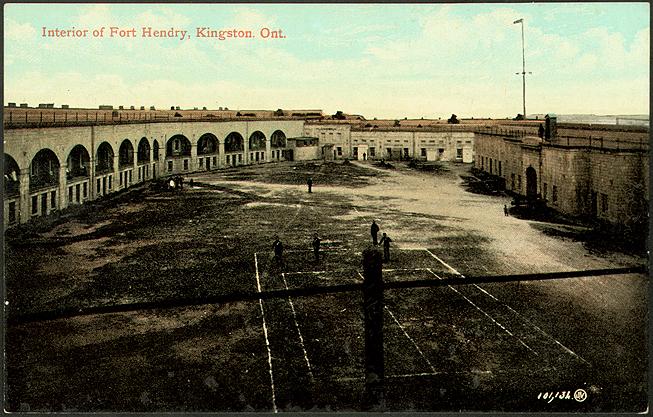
[{"x1": 361, "y1": 247, "x2": 385, "y2": 411}]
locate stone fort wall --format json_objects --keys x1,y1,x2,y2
[
  {"x1": 4, "y1": 120, "x2": 304, "y2": 227},
  {"x1": 474, "y1": 131, "x2": 649, "y2": 226},
  {"x1": 304, "y1": 123, "x2": 475, "y2": 162}
]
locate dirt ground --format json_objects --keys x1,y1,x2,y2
[{"x1": 4, "y1": 160, "x2": 647, "y2": 412}]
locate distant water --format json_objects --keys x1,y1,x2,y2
[{"x1": 529, "y1": 114, "x2": 649, "y2": 127}]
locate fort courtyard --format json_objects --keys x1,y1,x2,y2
[
  {"x1": 4, "y1": 2, "x2": 649, "y2": 413},
  {"x1": 5, "y1": 159, "x2": 647, "y2": 412}
]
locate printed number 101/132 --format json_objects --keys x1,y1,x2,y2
[{"x1": 538, "y1": 391, "x2": 572, "y2": 403}]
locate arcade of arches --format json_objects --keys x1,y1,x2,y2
[{"x1": 4, "y1": 128, "x2": 290, "y2": 227}]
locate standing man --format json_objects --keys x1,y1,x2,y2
[
  {"x1": 504, "y1": 204, "x2": 509, "y2": 216},
  {"x1": 307, "y1": 177, "x2": 313, "y2": 193},
  {"x1": 379, "y1": 232, "x2": 392, "y2": 262},
  {"x1": 312, "y1": 233, "x2": 321, "y2": 262},
  {"x1": 370, "y1": 220, "x2": 380, "y2": 245},
  {"x1": 273, "y1": 235, "x2": 284, "y2": 265}
]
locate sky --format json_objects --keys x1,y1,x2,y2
[{"x1": 3, "y1": 2, "x2": 650, "y2": 119}]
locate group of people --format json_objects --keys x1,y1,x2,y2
[
  {"x1": 271, "y1": 220, "x2": 394, "y2": 267},
  {"x1": 370, "y1": 220, "x2": 392, "y2": 262},
  {"x1": 167, "y1": 175, "x2": 185, "y2": 190},
  {"x1": 272, "y1": 233, "x2": 322, "y2": 265}
]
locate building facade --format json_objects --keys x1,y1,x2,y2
[
  {"x1": 4, "y1": 120, "x2": 304, "y2": 227},
  {"x1": 303, "y1": 123, "x2": 475, "y2": 162},
  {"x1": 474, "y1": 126, "x2": 649, "y2": 226}
]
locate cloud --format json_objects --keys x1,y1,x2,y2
[
  {"x1": 4, "y1": 4, "x2": 649, "y2": 118},
  {"x1": 5, "y1": 18, "x2": 37, "y2": 40},
  {"x1": 133, "y1": 7, "x2": 192, "y2": 28},
  {"x1": 75, "y1": 4, "x2": 113, "y2": 29},
  {"x1": 229, "y1": 8, "x2": 276, "y2": 29}
]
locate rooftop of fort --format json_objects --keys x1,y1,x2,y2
[{"x1": 3, "y1": 103, "x2": 648, "y2": 138}]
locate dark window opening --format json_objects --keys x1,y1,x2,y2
[
  {"x1": 8, "y1": 201, "x2": 16, "y2": 223},
  {"x1": 601, "y1": 193, "x2": 608, "y2": 213}
]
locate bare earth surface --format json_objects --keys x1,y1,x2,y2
[{"x1": 5, "y1": 160, "x2": 647, "y2": 412}]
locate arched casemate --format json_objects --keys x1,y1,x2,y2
[
  {"x1": 164, "y1": 134, "x2": 192, "y2": 173},
  {"x1": 4, "y1": 154, "x2": 20, "y2": 198},
  {"x1": 137, "y1": 138, "x2": 151, "y2": 164},
  {"x1": 166, "y1": 134, "x2": 191, "y2": 157},
  {"x1": 197, "y1": 133, "x2": 219, "y2": 170},
  {"x1": 29, "y1": 149, "x2": 60, "y2": 191},
  {"x1": 67, "y1": 144, "x2": 90, "y2": 180},
  {"x1": 119, "y1": 139, "x2": 135, "y2": 168},
  {"x1": 96, "y1": 142, "x2": 114, "y2": 174},
  {"x1": 270, "y1": 130, "x2": 287, "y2": 161},
  {"x1": 249, "y1": 131, "x2": 266, "y2": 163},
  {"x1": 224, "y1": 132, "x2": 244, "y2": 167}
]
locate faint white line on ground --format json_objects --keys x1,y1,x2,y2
[
  {"x1": 282, "y1": 249, "x2": 349, "y2": 253},
  {"x1": 473, "y1": 272, "x2": 591, "y2": 366},
  {"x1": 424, "y1": 248, "x2": 463, "y2": 276},
  {"x1": 382, "y1": 268, "x2": 430, "y2": 272},
  {"x1": 281, "y1": 203, "x2": 303, "y2": 233},
  {"x1": 385, "y1": 307, "x2": 437, "y2": 374},
  {"x1": 335, "y1": 369, "x2": 495, "y2": 382},
  {"x1": 426, "y1": 268, "x2": 538, "y2": 356},
  {"x1": 254, "y1": 253, "x2": 278, "y2": 413},
  {"x1": 425, "y1": 249, "x2": 589, "y2": 365},
  {"x1": 357, "y1": 271, "x2": 437, "y2": 374},
  {"x1": 281, "y1": 272, "x2": 315, "y2": 382},
  {"x1": 387, "y1": 370, "x2": 493, "y2": 378}
]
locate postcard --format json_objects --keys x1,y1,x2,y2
[{"x1": 3, "y1": 2, "x2": 649, "y2": 413}]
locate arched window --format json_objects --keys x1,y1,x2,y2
[
  {"x1": 30, "y1": 149, "x2": 60, "y2": 191},
  {"x1": 224, "y1": 132, "x2": 244, "y2": 152}
]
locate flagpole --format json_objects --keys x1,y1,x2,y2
[{"x1": 514, "y1": 18, "x2": 526, "y2": 118}]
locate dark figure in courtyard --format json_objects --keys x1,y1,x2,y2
[
  {"x1": 312, "y1": 233, "x2": 321, "y2": 262},
  {"x1": 307, "y1": 177, "x2": 313, "y2": 193},
  {"x1": 504, "y1": 204, "x2": 509, "y2": 216},
  {"x1": 538, "y1": 123, "x2": 545, "y2": 139},
  {"x1": 379, "y1": 232, "x2": 392, "y2": 262},
  {"x1": 189, "y1": 178, "x2": 194, "y2": 188},
  {"x1": 273, "y1": 235, "x2": 284, "y2": 265},
  {"x1": 370, "y1": 220, "x2": 380, "y2": 245},
  {"x1": 178, "y1": 176, "x2": 184, "y2": 189}
]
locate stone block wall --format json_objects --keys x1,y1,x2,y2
[
  {"x1": 475, "y1": 131, "x2": 649, "y2": 227},
  {"x1": 305, "y1": 123, "x2": 475, "y2": 161}
]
